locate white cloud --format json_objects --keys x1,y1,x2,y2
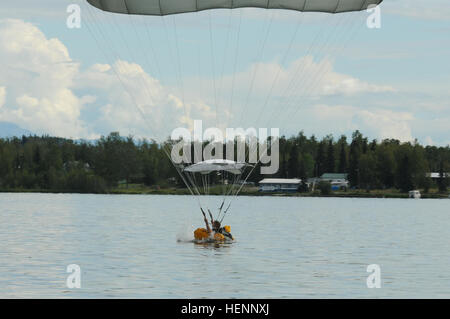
[
  {"x1": 0, "y1": 86, "x2": 5, "y2": 107},
  {"x1": 0, "y1": 19, "x2": 215, "y2": 139},
  {"x1": 75, "y1": 60, "x2": 217, "y2": 138},
  {"x1": 182, "y1": 55, "x2": 395, "y2": 129},
  {"x1": 203, "y1": 56, "x2": 394, "y2": 101},
  {"x1": 0, "y1": 17, "x2": 444, "y2": 146},
  {"x1": 306, "y1": 104, "x2": 414, "y2": 142},
  {"x1": 0, "y1": 19, "x2": 88, "y2": 138}
]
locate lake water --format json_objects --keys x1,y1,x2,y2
[{"x1": 0, "y1": 193, "x2": 449, "y2": 298}]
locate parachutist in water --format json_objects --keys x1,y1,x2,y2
[
  {"x1": 194, "y1": 213, "x2": 233, "y2": 242},
  {"x1": 212, "y1": 220, "x2": 233, "y2": 240}
]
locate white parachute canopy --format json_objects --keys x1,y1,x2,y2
[
  {"x1": 184, "y1": 159, "x2": 249, "y2": 175},
  {"x1": 87, "y1": 0, "x2": 383, "y2": 15}
]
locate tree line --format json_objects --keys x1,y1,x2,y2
[{"x1": 0, "y1": 131, "x2": 448, "y2": 193}]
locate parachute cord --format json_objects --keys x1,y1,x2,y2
[
  {"x1": 272, "y1": 12, "x2": 354, "y2": 125},
  {"x1": 172, "y1": 16, "x2": 187, "y2": 118},
  {"x1": 272, "y1": 12, "x2": 364, "y2": 128},
  {"x1": 217, "y1": 9, "x2": 233, "y2": 125},
  {"x1": 160, "y1": 16, "x2": 187, "y2": 121},
  {"x1": 246, "y1": 12, "x2": 351, "y2": 162},
  {"x1": 224, "y1": 15, "x2": 362, "y2": 221},
  {"x1": 275, "y1": 12, "x2": 351, "y2": 119},
  {"x1": 81, "y1": 2, "x2": 204, "y2": 213},
  {"x1": 253, "y1": 13, "x2": 304, "y2": 125},
  {"x1": 108, "y1": 11, "x2": 157, "y2": 111},
  {"x1": 209, "y1": 10, "x2": 219, "y2": 127},
  {"x1": 229, "y1": 9, "x2": 242, "y2": 128},
  {"x1": 237, "y1": 10, "x2": 275, "y2": 129},
  {"x1": 142, "y1": 16, "x2": 165, "y2": 85},
  {"x1": 217, "y1": 172, "x2": 240, "y2": 221},
  {"x1": 262, "y1": 16, "x2": 331, "y2": 127}
]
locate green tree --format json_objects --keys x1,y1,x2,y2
[
  {"x1": 359, "y1": 152, "x2": 377, "y2": 190},
  {"x1": 315, "y1": 141, "x2": 326, "y2": 177},
  {"x1": 437, "y1": 160, "x2": 449, "y2": 193},
  {"x1": 348, "y1": 131, "x2": 363, "y2": 188},
  {"x1": 287, "y1": 143, "x2": 299, "y2": 178},
  {"x1": 325, "y1": 139, "x2": 335, "y2": 173},
  {"x1": 397, "y1": 153, "x2": 414, "y2": 192},
  {"x1": 337, "y1": 136, "x2": 348, "y2": 173}
]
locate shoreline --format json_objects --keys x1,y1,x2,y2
[{"x1": 1, "y1": 188, "x2": 448, "y2": 199}]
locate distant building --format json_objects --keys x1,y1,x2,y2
[
  {"x1": 320, "y1": 173, "x2": 349, "y2": 191},
  {"x1": 259, "y1": 178, "x2": 302, "y2": 192},
  {"x1": 426, "y1": 172, "x2": 449, "y2": 180}
]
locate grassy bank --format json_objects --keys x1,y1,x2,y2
[{"x1": 2, "y1": 184, "x2": 448, "y2": 199}]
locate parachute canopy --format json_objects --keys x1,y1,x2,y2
[
  {"x1": 184, "y1": 159, "x2": 248, "y2": 175},
  {"x1": 87, "y1": 0, "x2": 383, "y2": 16}
]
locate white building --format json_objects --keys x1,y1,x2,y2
[
  {"x1": 259, "y1": 178, "x2": 301, "y2": 192},
  {"x1": 426, "y1": 172, "x2": 449, "y2": 179}
]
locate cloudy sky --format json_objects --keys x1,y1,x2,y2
[{"x1": 0, "y1": 0, "x2": 449, "y2": 145}]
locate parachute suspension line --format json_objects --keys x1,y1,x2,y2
[
  {"x1": 106, "y1": 11, "x2": 157, "y2": 112},
  {"x1": 127, "y1": 16, "x2": 154, "y2": 80},
  {"x1": 208, "y1": 10, "x2": 219, "y2": 127},
  {"x1": 172, "y1": 16, "x2": 187, "y2": 117},
  {"x1": 237, "y1": 10, "x2": 275, "y2": 129},
  {"x1": 142, "y1": 16, "x2": 165, "y2": 85},
  {"x1": 216, "y1": 171, "x2": 241, "y2": 222},
  {"x1": 274, "y1": 12, "x2": 364, "y2": 127},
  {"x1": 182, "y1": 169, "x2": 208, "y2": 210},
  {"x1": 229, "y1": 9, "x2": 242, "y2": 127},
  {"x1": 253, "y1": 13, "x2": 305, "y2": 125},
  {"x1": 227, "y1": 14, "x2": 366, "y2": 217},
  {"x1": 236, "y1": 10, "x2": 345, "y2": 206},
  {"x1": 221, "y1": 154, "x2": 265, "y2": 223},
  {"x1": 183, "y1": 168, "x2": 210, "y2": 212},
  {"x1": 222, "y1": 170, "x2": 226, "y2": 197},
  {"x1": 195, "y1": 11, "x2": 203, "y2": 103},
  {"x1": 202, "y1": 173, "x2": 210, "y2": 197},
  {"x1": 284, "y1": 12, "x2": 358, "y2": 117},
  {"x1": 186, "y1": 171, "x2": 201, "y2": 197},
  {"x1": 263, "y1": 15, "x2": 332, "y2": 126},
  {"x1": 83, "y1": 4, "x2": 155, "y2": 115},
  {"x1": 217, "y1": 9, "x2": 233, "y2": 125},
  {"x1": 140, "y1": 15, "x2": 175, "y2": 127},
  {"x1": 160, "y1": 16, "x2": 187, "y2": 120},
  {"x1": 82, "y1": 3, "x2": 203, "y2": 211},
  {"x1": 277, "y1": 12, "x2": 352, "y2": 118}
]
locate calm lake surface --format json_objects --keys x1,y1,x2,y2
[{"x1": 0, "y1": 193, "x2": 449, "y2": 298}]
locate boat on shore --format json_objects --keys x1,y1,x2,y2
[{"x1": 408, "y1": 190, "x2": 421, "y2": 199}]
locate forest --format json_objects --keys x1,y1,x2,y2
[{"x1": 0, "y1": 131, "x2": 448, "y2": 194}]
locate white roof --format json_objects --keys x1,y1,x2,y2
[
  {"x1": 259, "y1": 178, "x2": 301, "y2": 184},
  {"x1": 427, "y1": 172, "x2": 449, "y2": 178}
]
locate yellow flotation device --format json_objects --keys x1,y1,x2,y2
[
  {"x1": 193, "y1": 226, "x2": 233, "y2": 242},
  {"x1": 213, "y1": 232, "x2": 225, "y2": 241},
  {"x1": 194, "y1": 228, "x2": 209, "y2": 240}
]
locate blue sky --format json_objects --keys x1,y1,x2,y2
[{"x1": 0, "y1": 0, "x2": 448, "y2": 145}]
